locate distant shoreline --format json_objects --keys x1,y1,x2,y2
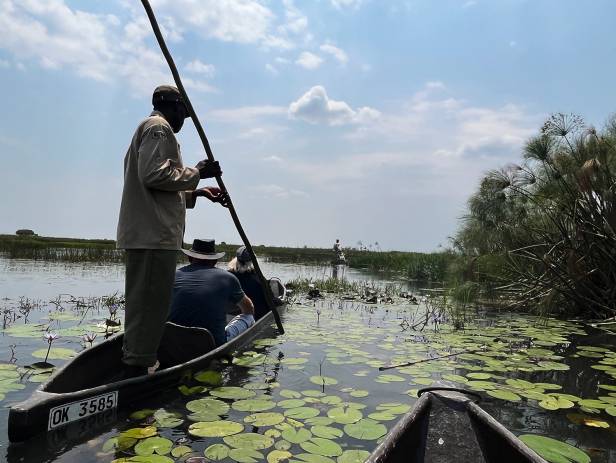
[{"x1": 0, "y1": 234, "x2": 451, "y2": 282}]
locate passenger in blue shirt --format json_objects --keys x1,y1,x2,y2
[{"x1": 169, "y1": 239, "x2": 254, "y2": 346}]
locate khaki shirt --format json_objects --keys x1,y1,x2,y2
[{"x1": 117, "y1": 111, "x2": 200, "y2": 250}]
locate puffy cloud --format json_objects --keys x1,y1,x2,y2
[
  {"x1": 319, "y1": 43, "x2": 348, "y2": 65},
  {"x1": 288, "y1": 86, "x2": 380, "y2": 126},
  {"x1": 295, "y1": 51, "x2": 323, "y2": 70},
  {"x1": 185, "y1": 59, "x2": 215, "y2": 77},
  {"x1": 330, "y1": 0, "x2": 363, "y2": 9}
]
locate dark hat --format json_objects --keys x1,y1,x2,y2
[
  {"x1": 236, "y1": 245, "x2": 252, "y2": 264},
  {"x1": 182, "y1": 239, "x2": 225, "y2": 260},
  {"x1": 152, "y1": 85, "x2": 188, "y2": 111}
]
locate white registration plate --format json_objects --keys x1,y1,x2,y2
[{"x1": 48, "y1": 391, "x2": 118, "y2": 430}]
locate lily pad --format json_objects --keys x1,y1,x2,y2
[
  {"x1": 311, "y1": 425, "x2": 343, "y2": 439},
  {"x1": 284, "y1": 407, "x2": 320, "y2": 419},
  {"x1": 244, "y1": 412, "x2": 285, "y2": 427},
  {"x1": 328, "y1": 407, "x2": 362, "y2": 424},
  {"x1": 210, "y1": 386, "x2": 257, "y2": 400},
  {"x1": 102, "y1": 436, "x2": 138, "y2": 452},
  {"x1": 194, "y1": 370, "x2": 223, "y2": 385},
  {"x1": 171, "y1": 446, "x2": 192, "y2": 458},
  {"x1": 337, "y1": 450, "x2": 371, "y2": 463},
  {"x1": 233, "y1": 399, "x2": 276, "y2": 412},
  {"x1": 204, "y1": 444, "x2": 230, "y2": 461},
  {"x1": 487, "y1": 390, "x2": 522, "y2": 402},
  {"x1": 186, "y1": 398, "x2": 229, "y2": 416},
  {"x1": 281, "y1": 427, "x2": 312, "y2": 444},
  {"x1": 228, "y1": 448, "x2": 264, "y2": 463},
  {"x1": 268, "y1": 450, "x2": 294, "y2": 463},
  {"x1": 519, "y1": 434, "x2": 590, "y2": 463},
  {"x1": 278, "y1": 399, "x2": 307, "y2": 409},
  {"x1": 31, "y1": 348, "x2": 77, "y2": 360},
  {"x1": 343, "y1": 419, "x2": 387, "y2": 440},
  {"x1": 188, "y1": 420, "x2": 244, "y2": 437},
  {"x1": 120, "y1": 426, "x2": 158, "y2": 439},
  {"x1": 224, "y1": 433, "x2": 275, "y2": 450},
  {"x1": 300, "y1": 438, "x2": 343, "y2": 457},
  {"x1": 134, "y1": 437, "x2": 173, "y2": 456},
  {"x1": 310, "y1": 376, "x2": 338, "y2": 386}
]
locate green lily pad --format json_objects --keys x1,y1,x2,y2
[
  {"x1": 290, "y1": 453, "x2": 335, "y2": 463},
  {"x1": 170, "y1": 446, "x2": 192, "y2": 458},
  {"x1": 186, "y1": 398, "x2": 229, "y2": 416},
  {"x1": 310, "y1": 376, "x2": 338, "y2": 386},
  {"x1": 300, "y1": 438, "x2": 343, "y2": 457},
  {"x1": 130, "y1": 409, "x2": 156, "y2": 420},
  {"x1": 487, "y1": 390, "x2": 522, "y2": 402},
  {"x1": 306, "y1": 417, "x2": 334, "y2": 426},
  {"x1": 178, "y1": 385, "x2": 205, "y2": 396},
  {"x1": 577, "y1": 399, "x2": 609, "y2": 409},
  {"x1": 284, "y1": 407, "x2": 320, "y2": 419},
  {"x1": 102, "y1": 436, "x2": 137, "y2": 452},
  {"x1": 194, "y1": 370, "x2": 223, "y2": 385},
  {"x1": 337, "y1": 449, "x2": 371, "y2": 463},
  {"x1": 224, "y1": 433, "x2": 275, "y2": 450},
  {"x1": 111, "y1": 456, "x2": 173, "y2": 463},
  {"x1": 280, "y1": 389, "x2": 303, "y2": 399},
  {"x1": 244, "y1": 412, "x2": 285, "y2": 427},
  {"x1": 210, "y1": 386, "x2": 257, "y2": 400},
  {"x1": 153, "y1": 409, "x2": 183, "y2": 428},
  {"x1": 328, "y1": 407, "x2": 362, "y2": 424},
  {"x1": 281, "y1": 427, "x2": 312, "y2": 444},
  {"x1": 32, "y1": 348, "x2": 77, "y2": 360},
  {"x1": 134, "y1": 437, "x2": 172, "y2": 456},
  {"x1": 188, "y1": 420, "x2": 244, "y2": 437},
  {"x1": 120, "y1": 426, "x2": 158, "y2": 439},
  {"x1": 605, "y1": 406, "x2": 616, "y2": 416},
  {"x1": 349, "y1": 389, "x2": 369, "y2": 398},
  {"x1": 229, "y1": 448, "x2": 264, "y2": 463},
  {"x1": 268, "y1": 450, "x2": 294, "y2": 463},
  {"x1": 204, "y1": 444, "x2": 231, "y2": 461},
  {"x1": 233, "y1": 399, "x2": 277, "y2": 412},
  {"x1": 519, "y1": 434, "x2": 590, "y2": 463},
  {"x1": 278, "y1": 399, "x2": 307, "y2": 409},
  {"x1": 343, "y1": 418, "x2": 387, "y2": 440},
  {"x1": 311, "y1": 425, "x2": 343, "y2": 439},
  {"x1": 375, "y1": 374, "x2": 405, "y2": 383}
]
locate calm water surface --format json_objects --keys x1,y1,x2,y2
[{"x1": 0, "y1": 257, "x2": 615, "y2": 463}]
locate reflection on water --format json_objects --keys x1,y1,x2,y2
[{"x1": 0, "y1": 258, "x2": 615, "y2": 462}]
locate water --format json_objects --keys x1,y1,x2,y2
[{"x1": 0, "y1": 257, "x2": 615, "y2": 462}]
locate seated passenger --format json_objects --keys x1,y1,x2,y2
[
  {"x1": 228, "y1": 246, "x2": 269, "y2": 320},
  {"x1": 169, "y1": 239, "x2": 254, "y2": 346}
]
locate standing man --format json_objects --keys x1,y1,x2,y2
[{"x1": 117, "y1": 85, "x2": 226, "y2": 377}]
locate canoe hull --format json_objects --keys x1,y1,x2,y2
[
  {"x1": 367, "y1": 389, "x2": 546, "y2": 463},
  {"x1": 9, "y1": 310, "x2": 277, "y2": 442}
]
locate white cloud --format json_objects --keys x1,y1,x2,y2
[
  {"x1": 288, "y1": 85, "x2": 380, "y2": 126},
  {"x1": 319, "y1": 43, "x2": 348, "y2": 65},
  {"x1": 185, "y1": 59, "x2": 215, "y2": 77},
  {"x1": 263, "y1": 155, "x2": 283, "y2": 163},
  {"x1": 265, "y1": 63, "x2": 279, "y2": 75},
  {"x1": 295, "y1": 51, "x2": 323, "y2": 70},
  {"x1": 278, "y1": 0, "x2": 308, "y2": 36},
  {"x1": 462, "y1": 1, "x2": 477, "y2": 8},
  {"x1": 330, "y1": 0, "x2": 363, "y2": 9}
]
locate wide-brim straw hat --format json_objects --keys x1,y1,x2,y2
[{"x1": 182, "y1": 239, "x2": 225, "y2": 260}]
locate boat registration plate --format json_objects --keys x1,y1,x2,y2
[{"x1": 48, "y1": 391, "x2": 118, "y2": 430}]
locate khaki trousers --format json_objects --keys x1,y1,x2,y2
[{"x1": 122, "y1": 249, "x2": 178, "y2": 366}]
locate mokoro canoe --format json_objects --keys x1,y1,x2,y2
[
  {"x1": 367, "y1": 387, "x2": 546, "y2": 463},
  {"x1": 8, "y1": 303, "x2": 284, "y2": 442}
]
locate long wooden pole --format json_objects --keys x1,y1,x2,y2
[{"x1": 140, "y1": 0, "x2": 284, "y2": 334}]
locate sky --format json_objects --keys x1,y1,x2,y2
[{"x1": 0, "y1": 0, "x2": 614, "y2": 252}]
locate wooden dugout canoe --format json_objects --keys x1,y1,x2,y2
[
  {"x1": 367, "y1": 387, "x2": 546, "y2": 463},
  {"x1": 8, "y1": 294, "x2": 285, "y2": 443}
]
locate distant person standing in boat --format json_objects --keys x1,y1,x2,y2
[
  {"x1": 169, "y1": 239, "x2": 255, "y2": 346},
  {"x1": 227, "y1": 246, "x2": 269, "y2": 320},
  {"x1": 333, "y1": 238, "x2": 345, "y2": 263},
  {"x1": 117, "y1": 85, "x2": 227, "y2": 377}
]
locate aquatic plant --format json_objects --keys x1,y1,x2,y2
[
  {"x1": 42, "y1": 332, "x2": 59, "y2": 364},
  {"x1": 82, "y1": 332, "x2": 97, "y2": 348},
  {"x1": 454, "y1": 112, "x2": 616, "y2": 319}
]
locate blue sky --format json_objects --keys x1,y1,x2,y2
[{"x1": 0, "y1": 0, "x2": 614, "y2": 251}]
